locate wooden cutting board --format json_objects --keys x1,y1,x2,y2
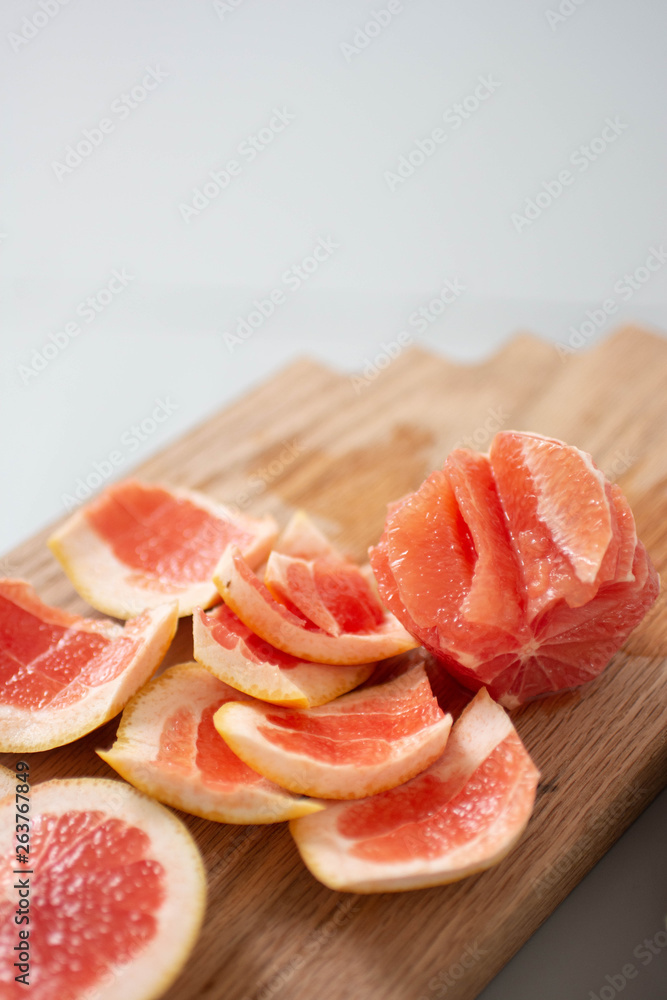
[{"x1": 2, "y1": 325, "x2": 666, "y2": 1000}]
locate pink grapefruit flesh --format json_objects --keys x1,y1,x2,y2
[
  {"x1": 290, "y1": 688, "x2": 539, "y2": 892},
  {"x1": 214, "y1": 546, "x2": 418, "y2": 665},
  {"x1": 98, "y1": 663, "x2": 323, "y2": 824},
  {"x1": 193, "y1": 602, "x2": 375, "y2": 707},
  {"x1": 214, "y1": 663, "x2": 452, "y2": 800},
  {"x1": 48, "y1": 479, "x2": 278, "y2": 618},
  {"x1": 0, "y1": 777, "x2": 205, "y2": 1000},
  {"x1": 0, "y1": 579, "x2": 177, "y2": 752},
  {"x1": 370, "y1": 432, "x2": 659, "y2": 707}
]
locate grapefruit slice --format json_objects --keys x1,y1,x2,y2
[
  {"x1": 193, "y1": 603, "x2": 375, "y2": 707},
  {"x1": 0, "y1": 579, "x2": 177, "y2": 752},
  {"x1": 213, "y1": 546, "x2": 418, "y2": 665},
  {"x1": 290, "y1": 688, "x2": 539, "y2": 892},
  {"x1": 0, "y1": 777, "x2": 205, "y2": 1000},
  {"x1": 214, "y1": 664, "x2": 452, "y2": 800},
  {"x1": 48, "y1": 478, "x2": 277, "y2": 619},
  {"x1": 370, "y1": 432, "x2": 660, "y2": 707},
  {"x1": 98, "y1": 663, "x2": 323, "y2": 824}
]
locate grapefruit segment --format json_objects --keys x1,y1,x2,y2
[
  {"x1": 0, "y1": 777, "x2": 205, "y2": 1000},
  {"x1": 489, "y1": 432, "x2": 614, "y2": 615},
  {"x1": 193, "y1": 603, "x2": 375, "y2": 707},
  {"x1": 213, "y1": 546, "x2": 418, "y2": 665},
  {"x1": 214, "y1": 664, "x2": 452, "y2": 800},
  {"x1": 370, "y1": 431, "x2": 660, "y2": 706},
  {"x1": 48, "y1": 479, "x2": 278, "y2": 619},
  {"x1": 265, "y1": 551, "x2": 386, "y2": 637},
  {"x1": 0, "y1": 580, "x2": 177, "y2": 752},
  {"x1": 98, "y1": 663, "x2": 323, "y2": 824},
  {"x1": 290, "y1": 688, "x2": 539, "y2": 892}
]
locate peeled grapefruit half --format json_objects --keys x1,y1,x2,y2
[
  {"x1": 48, "y1": 479, "x2": 277, "y2": 619},
  {"x1": 290, "y1": 688, "x2": 539, "y2": 892},
  {"x1": 0, "y1": 580, "x2": 177, "y2": 752},
  {"x1": 214, "y1": 664, "x2": 452, "y2": 800},
  {"x1": 193, "y1": 603, "x2": 375, "y2": 708},
  {"x1": 213, "y1": 546, "x2": 418, "y2": 665},
  {"x1": 99, "y1": 663, "x2": 323, "y2": 824},
  {"x1": 0, "y1": 777, "x2": 205, "y2": 1000},
  {"x1": 370, "y1": 432, "x2": 660, "y2": 707}
]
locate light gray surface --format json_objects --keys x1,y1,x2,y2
[{"x1": 2, "y1": 2, "x2": 666, "y2": 997}]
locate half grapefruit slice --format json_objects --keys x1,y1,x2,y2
[
  {"x1": 214, "y1": 664, "x2": 452, "y2": 800},
  {"x1": 0, "y1": 777, "x2": 205, "y2": 1000},
  {"x1": 193, "y1": 603, "x2": 375, "y2": 707},
  {"x1": 98, "y1": 663, "x2": 323, "y2": 824},
  {"x1": 0, "y1": 579, "x2": 177, "y2": 752},
  {"x1": 370, "y1": 432, "x2": 659, "y2": 706},
  {"x1": 48, "y1": 479, "x2": 277, "y2": 619},
  {"x1": 213, "y1": 546, "x2": 418, "y2": 665},
  {"x1": 290, "y1": 688, "x2": 539, "y2": 892}
]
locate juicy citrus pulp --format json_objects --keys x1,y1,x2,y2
[
  {"x1": 290, "y1": 688, "x2": 539, "y2": 892},
  {"x1": 48, "y1": 479, "x2": 277, "y2": 618},
  {"x1": 370, "y1": 432, "x2": 659, "y2": 706},
  {"x1": 98, "y1": 663, "x2": 323, "y2": 824},
  {"x1": 0, "y1": 777, "x2": 205, "y2": 1000},
  {"x1": 0, "y1": 579, "x2": 177, "y2": 752},
  {"x1": 214, "y1": 663, "x2": 452, "y2": 800}
]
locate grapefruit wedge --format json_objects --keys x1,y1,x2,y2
[
  {"x1": 370, "y1": 432, "x2": 660, "y2": 706},
  {"x1": 290, "y1": 688, "x2": 539, "y2": 892},
  {"x1": 48, "y1": 478, "x2": 277, "y2": 619},
  {"x1": 98, "y1": 663, "x2": 323, "y2": 824},
  {"x1": 0, "y1": 580, "x2": 177, "y2": 753},
  {"x1": 213, "y1": 546, "x2": 418, "y2": 665},
  {"x1": 193, "y1": 602, "x2": 375, "y2": 707},
  {"x1": 214, "y1": 664, "x2": 452, "y2": 800},
  {"x1": 0, "y1": 777, "x2": 205, "y2": 1000}
]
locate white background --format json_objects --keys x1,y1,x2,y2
[{"x1": 1, "y1": 1, "x2": 666, "y2": 997}]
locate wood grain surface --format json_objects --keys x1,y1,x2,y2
[{"x1": 2, "y1": 326, "x2": 666, "y2": 1000}]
